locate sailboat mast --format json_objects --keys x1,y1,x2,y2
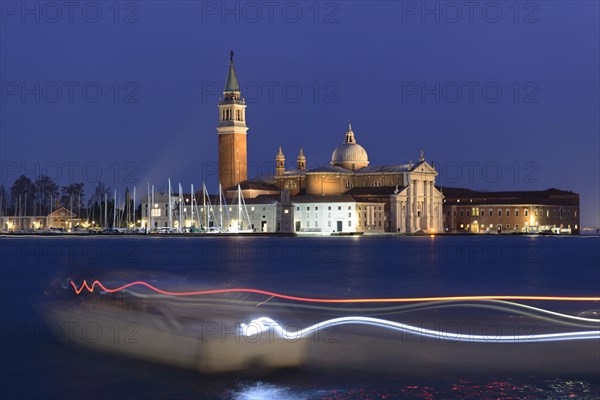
[
  {"x1": 203, "y1": 182, "x2": 207, "y2": 228},
  {"x1": 104, "y1": 193, "x2": 107, "y2": 228},
  {"x1": 219, "y1": 183, "x2": 223, "y2": 229},
  {"x1": 238, "y1": 185, "x2": 241, "y2": 229},
  {"x1": 147, "y1": 182, "x2": 150, "y2": 229},
  {"x1": 178, "y1": 183, "x2": 183, "y2": 231},
  {"x1": 113, "y1": 190, "x2": 117, "y2": 228},
  {"x1": 190, "y1": 184, "x2": 195, "y2": 228},
  {"x1": 151, "y1": 185, "x2": 155, "y2": 229},
  {"x1": 133, "y1": 186, "x2": 136, "y2": 227},
  {"x1": 168, "y1": 178, "x2": 173, "y2": 229}
]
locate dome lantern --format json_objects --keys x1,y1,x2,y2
[{"x1": 331, "y1": 122, "x2": 369, "y2": 170}]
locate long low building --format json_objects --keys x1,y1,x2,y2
[
  {"x1": 1, "y1": 207, "x2": 81, "y2": 231},
  {"x1": 440, "y1": 187, "x2": 580, "y2": 234},
  {"x1": 292, "y1": 195, "x2": 386, "y2": 234}
]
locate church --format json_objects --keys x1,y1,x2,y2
[{"x1": 216, "y1": 52, "x2": 444, "y2": 233}]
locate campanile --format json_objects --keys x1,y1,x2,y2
[{"x1": 217, "y1": 51, "x2": 248, "y2": 190}]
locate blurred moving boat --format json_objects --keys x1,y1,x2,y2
[{"x1": 43, "y1": 285, "x2": 307, "y2": 373}]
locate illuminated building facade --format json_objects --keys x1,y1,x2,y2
[
  {"x1": 212, "y1": 53, "x2": 444, "y2": 233},
  {"x1": 273, "y1": 125, "x2": 444, "y2": 233},
  {"x1": 441, "y1": 187, "x2": 580, "y2": 234},
  {"x1": 293, "y1": 196, "x2": 386, "y2": 234}
]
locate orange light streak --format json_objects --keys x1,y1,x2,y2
[{"x1": 69, "y1": 280, "x2": 600, "y2": 303}]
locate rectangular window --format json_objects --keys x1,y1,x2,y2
[
  {"x1": 338, "y1": 206, "x2": 341, "y2": 210},
  {"x1": 315, "y1": 206, "x2": 319, "y2": 210},
  {"x1": 466, "y1": 211, "x2": 470, "y2": 217},
  {"x1": 307, "y1": 207, "x2": 310, "y2": 211},
  {"x1": 348, "y1": 221, "x2": 351, "y2": 227},
  {"x1": 524, "y1": 209, "x2": 528, "y2": 216},
  {"x1": 328, "y1": 221, "x2": 331, "y2": 227},
  {"x1": 515, "y1": 210, "x2": 519, "y2": 217},
  {"x1": 348, "y1": 206, "x2": 351, "y2": 210},
  {"x1": 348, "y1": 213, "x2": 351, "y2": 217},
  {"x1": 328, "y1": 206, "x2": 331, "y2": 210},
  {"x1": 506, "y1": 210, "x2": 510, "y2": 217},
  {"x1": 460, "y1": 210, "x2": 464, "y2": 217},
  {"x1": 489, "y1": 210, "x2": 493, "y2": 217},
  {"x1": 498, "y1": 210, "x2": 502, "y2": 217}
]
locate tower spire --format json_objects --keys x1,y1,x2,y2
[
  {"x1": 225, "y1": 50, "x2": 240, "y2": 92},
  {"x1": 297, "y1": 148, "x2": 306, "y2": 171},
  {"x1": 276, "y1": 146, "x2": 285, "y2": 176}
]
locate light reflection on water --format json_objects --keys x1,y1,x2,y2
[{"x1": 228, "y1": 378, "x2": 600, "y2": 400}]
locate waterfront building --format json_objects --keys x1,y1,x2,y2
[
  {"x1": 292, "y1": 195, "x2": 386, "y2": 234},
  {"x1": 0, "y1": 206, "x2": 79, "y2": 231},
  {"x1": 212, "y1": 54, "x2": 444, "y2": 233},
  {"x1": 141, "y1": 53, "x2": 579, "y2": 236},
  {"x1": 441, "y1": 187, "x2": 580, "y2": 234}
]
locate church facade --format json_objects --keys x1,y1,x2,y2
[{"x1": 216, "y1": 53, "x2": 444, "y2": 233}]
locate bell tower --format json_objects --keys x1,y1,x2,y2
[
  {"x1": 217, "y1": 51, "x2": 248, "y2": 190},
  {"x1": 275, "y1": 146, "x2": 285, "y2": 176}
]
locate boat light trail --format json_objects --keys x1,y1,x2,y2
[
  {"x1": 70, "y1": 280, "x2": 600, "y2": 303},
  {"x1": 240, "y1": 316, "x2": 600, "y2": 343}
]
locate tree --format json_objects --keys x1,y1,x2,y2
[
  {"x1": 89, "y1": 182, "x2": 111, "y2": 207},
  {"x1": 60, "y1": 183, "x2": 85, "y2": 212},
  {"x1": 87, "y1": 182, "x2": 111, "y2": 227},
  {"x1": 0, "y1": 185, "x2": 8, "y2": 215},
  {"x1": 34, "y1": 175, "x2": 59, "y2": 214},
  {"x1": 10, "y1": 175, "x2": 35, "y2": 214}
]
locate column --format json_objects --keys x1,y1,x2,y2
[
  {"x1": 412, "y1": 179, "x2": 418, "y2": 232},
  {"x1": 428, "y1": 181, "x2": 433, "y2": 229},
  {"x1": 423, "y1": 179, "x2": 429, "y2": 230},
  {"x1": 407, "y1": 185, "x2": 412, "y2": 232}
]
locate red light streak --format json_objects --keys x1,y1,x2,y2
[{"x1": 69, "y1": 280, "x2": 600, "y2": 303}]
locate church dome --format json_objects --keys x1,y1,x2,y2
[{"x1": 331, "y1": 123, "x2": 369, "y2": 170}]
